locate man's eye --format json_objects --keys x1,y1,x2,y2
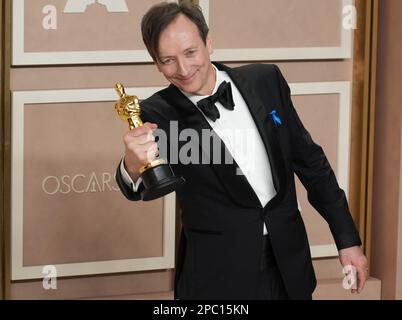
[
  {"x1": 186, "y1": 50, "x2": 197, "y2": 57},
  {"x1": 161, "y1": 58, "x2": 174, "y2": 64}
]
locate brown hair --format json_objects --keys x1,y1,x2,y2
[{"x1": 141, "y1": 1, "x2": 209, "y2": 62}]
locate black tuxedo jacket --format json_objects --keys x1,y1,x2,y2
[{"x1": 115, "y1": 63, "x2": 361, "y2": 299}]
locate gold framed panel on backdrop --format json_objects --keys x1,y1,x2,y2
[
  {"x1": 201, "y1": 0, "x2": 355, "y2": 61},
  {"x1": 11, "y1": 87, "x2": 176, "y2": 280},
  {"x1": 12, "y1": 0, "x2": 178, "y2": 65}
]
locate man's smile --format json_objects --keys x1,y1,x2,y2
[{"x1": 176, "y1": 71, "x2": 198, "y2": 85}]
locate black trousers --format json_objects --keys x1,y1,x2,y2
[{"x1": 257, "y1": 235, "x2": 289, "y2": 300}]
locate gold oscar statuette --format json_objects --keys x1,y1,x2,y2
[{"x1": 114, "y1": 83, "x2": 185, "y2": 201}]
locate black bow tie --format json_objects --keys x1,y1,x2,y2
[{"x1": 196, "y1": 81, "x2": 235, "y2": 122}]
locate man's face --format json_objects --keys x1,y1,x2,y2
[{"x1": 155, "y1": 14, "x2": 215, "y2": 96}]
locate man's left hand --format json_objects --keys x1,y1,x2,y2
[{"x1": 339, "y1": 246, "x2": 368, "y2": 294}]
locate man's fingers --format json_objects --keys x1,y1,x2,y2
[
  {"x1": 145, "y1": 143, "x2": 159, "y2": 161},
  {"x1": 356, "y1": 266, "x2": 367, "y2": 293},
  {"x1": 124, "y1": 123, "x2": 158, "y2": 146},
  {"x1": 143, "y1": 122, "x2": 158, "y2": 130},
  {"x1": 126, "y1": 122, "x2": 158, "y2": 137},
  {"x1": 134, "y1": 131, "x2": 156, "y2": 145}
]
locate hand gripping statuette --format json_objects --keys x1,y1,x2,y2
[{"x1": 114, "y1": 83, "x2": 185, "y2": 201}]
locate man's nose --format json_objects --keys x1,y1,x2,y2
[{"x1": 176, "y1": 58, "x2": 190, "y2": 77}]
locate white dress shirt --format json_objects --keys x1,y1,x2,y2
[{"x1": 120, "y1": 65, "x2": 277, "y2": 234}]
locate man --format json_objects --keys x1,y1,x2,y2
[{"x1": 116, "y1": 1, "x2": 368, "y2": 299}]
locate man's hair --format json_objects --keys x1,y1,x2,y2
[{"x1": 141, "y1": 1, "x2": 209, "y2": 62}]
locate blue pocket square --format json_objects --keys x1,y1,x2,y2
[{"x1": 270, "y1": 110, "x2": 282, "y2": 126}]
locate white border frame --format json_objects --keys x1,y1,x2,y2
[
  {"x1": 291, "y1": 81, "x2": 352, "y2": 258},
  {"x1": 12, "y1": 0, "x2": 178, "y2": 65},
  {"x1": 203, "y1": 0, "x2": 354, "y2": 61},
  {"x1": 11, "y1": 86, "x2": 175, "y2": 280}
]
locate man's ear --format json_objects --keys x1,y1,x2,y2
[{"x1": 206, "y1": 33, "x2": 213, "y2": 55}]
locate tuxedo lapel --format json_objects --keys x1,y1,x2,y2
[
  {"x1": 220, "y1": 64, "x2": 287, "y2": 208},
  {"x1": 158, "y1": 62, "x2": 288, "y2": 209},
  {"x1": 159, "y1": 85, "x2": 261, "y2": 208}
]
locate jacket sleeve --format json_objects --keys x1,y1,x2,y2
[
  {"x1": 273, "y1": 65, "x2": 362, "y2": 250},
  {"x1": 115, "y1": 161, "x2": 144, "y2": 201}
]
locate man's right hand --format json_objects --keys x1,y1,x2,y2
[{"x1": 123, "y1": 122, "x2": 158, "y2": 181}]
